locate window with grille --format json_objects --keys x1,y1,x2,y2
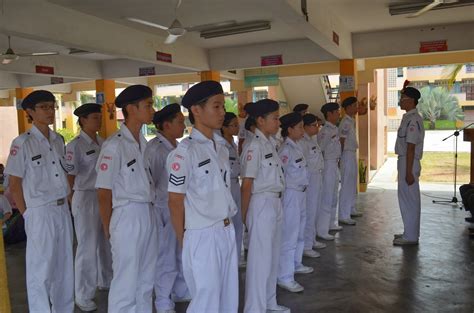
[
  {"x1": 462, "y1": 79, "x2": 474, "y2": 101},
  {"x1": 387, "y1": 69, "x2": 397, "y2": 88},
  {"x1": 388, "y1": 90, "x2": 399, "y2": 107}
]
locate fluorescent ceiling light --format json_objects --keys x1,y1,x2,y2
[{"x1": 200, "y1": 21, "x2": 271, "y2": 39}]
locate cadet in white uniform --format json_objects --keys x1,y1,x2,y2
[
  {"x1": 277, "y1": 112, "x2": 313, "y2": 294},
  {"x1": 95, "y1": 85, "x2": 157, "y2": 313},
  {"x1": 338, "y1": 97, "x2": 360, "y2": 225},
  {"x1": 167, "y1": 81, "x2": 238, "y2": 313},
  {"x1": 145, "y1": 103, "x2": 188, "y2": 313},
  {"x1": 301, "y1": 114, "x2": 326, "y2": 257},
  {"x1": 394, "y1": 85, "x2": 425, "y2": 245},
  {"x1": 317, "y1": 103, "x2": 341, "y2": 241},
  {"x1": 5, "y1": 90, "x2": 74, "y2": 313},
  {"x1": 65, "y1": 103, "x2": 112, "y2": 312},
  {"x1": 221, "y1": 112, "x2": 245, "y2": 265},
  {"x1": 241, "y1": 99, "x2": 289, "y2": 313}
]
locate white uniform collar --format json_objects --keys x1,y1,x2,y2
[
  {"x1": 325, "y1": 121, "x2": 337, "y2": 129},
  {"x1": 344, "y1": 115, "x2": 354, "y2": 122},
  {"x1": 120, "y1": 123, "x2": 147, "y2": 148},
  {"x1": 405, "y1": 108, "x2": 419, "y2": 116},
  {"x1": 284, "y1": 137, "x2": 299, "y2": 149},
  {"x1": 79, "y1": 130, "x2": 98, "y2": 145},
  {"x1": 190, "y1": 127, "x2": 226, "y2": 146},
  {"x1": 254, "y1": 128, "x2": 273, "y2": 144},
  {"x1": 30, "y1": 124, "x2": 56, "y2": 142},
  {"x1": 155, "y1": 132, "x2": 176, "y2": 150}
]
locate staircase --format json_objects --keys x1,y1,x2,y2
[{"x1": 321, "y1": 75, "x2": 339, "y2": 103}]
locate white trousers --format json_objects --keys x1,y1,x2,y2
[
  {"x1": 331, "y1": 167, "x2": 340, "y2": 227},
  {"x1": 230, "y1": 178, "x2": 243, "y2": 260},
  {"x1": 108, "y1": 202, "x2": 158, "y2": 313},
  {"x1": 318, "y1": 159, "x2": 339, "y2": 236},
  {"x1": 154, "y1": 203, "x2": 188, "y2": 311},
  {"x1": 24, "y1": 202, "x2": 74, "y2": 313},
  {"x1": 304, "y1": 171, "x2": 323, "y2": 250},
  {"x1": 397, "y1": 157, "x2": 422, "y2": 241},
  {"x1": 244, "y1": 194, "x2": 283, "y2": 313},
  {"x1": 72, "y1": 190, "x2": 112, "y2": 302},
  {"x1": 279, "y1": 188, "x2": 306, "y2": 283},
  {"x1": 339, "y1": 151, "x2": 357, "y2": 220},
  {"x1": 182, "y1": 221, "x2": 238, "y2": 313}
]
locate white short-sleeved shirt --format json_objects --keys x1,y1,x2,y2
[
  {"x1": 225, "y1": 139, "x2": 240, "y2": 179},
  {"x1": 240, "y1": 128, "x2": 285, "y2": 194},
  {"x1": 167, "y1": 128, "x2": 237, "y2": 230},
  {"x1": 395, "y1": 108, "x2": 425, "y2": 160},
  {"x1": 5, "y1": 125, "x2": 69, "y2": 208},
  {"x1": 242, "y1": 132, "x2": 255, "y2": 153},
  {"x1": 317, "y1": 121, "x2": 341, "y2": 160},
  {"x1": 65, "y1": 131, "x2": 104, "y2": 191},
  {"x1": 145, "y1": 132, "x2": 177, "y2": 207},
  {"x1": 279, "y1": 138, "x2": 309, "y2": 190},
  {"x1": 95, "y1": 124, "x2": 155, "y2": 208},
  {"x1": 300, "y1": 133, "x2": 324, "y2": 174},
  {"x1": 0, "y1": 195, "x2": 12, "y2": 215},
  {"x1": 339, "y1": 115, "x2": 358, "y2": 151}
]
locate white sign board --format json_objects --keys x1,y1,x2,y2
[{"x1": 339, "y1": 75, "x2": 355, "y2": 92}]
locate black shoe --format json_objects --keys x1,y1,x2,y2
[{"x1": 465, "y1": 217, "x2": 474, "y2": 223}]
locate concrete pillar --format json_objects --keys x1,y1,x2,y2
[
  {"x1": 200, "y1": 71, "x2": 220, "y2": 82},
  {"x1": 15, "y1": 88, "x2": 33, "y2": 134},
  {"x1": 96, "y1": 79, "x2": 117, "y2": 138}
]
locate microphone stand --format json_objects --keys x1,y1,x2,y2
[{"x1": 433, "y1": 123, "x2": 474, "y2": 207}]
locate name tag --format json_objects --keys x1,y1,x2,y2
[
  {"x1": 265, "y1": 153, "x2": 273, "y2": 159},
  {"x1": 32, "y1": 154, "x2": 42, "y2": 161},
  {"x1": 229, "y1": 157, "x2": 236, "y2": 161},
  {"x1": 86, "y1": 149, "x2": 96, "y2": 155},
  {"x1": 295, "y1": 158, "x2": 303, "y2": 163},
  {"x1": 198, "y1": 159, "x2": 210, "y2": 167},
  {"x1": 311, "y1": 146, "x2": 317, "y2": 150},
  {"x1": 127, "y1": 159, "x2": 136, "y2": 167}
]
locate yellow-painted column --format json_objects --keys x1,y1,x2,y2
[
  {"x1": 96, "y1": 79, "x2": 117, "y2": 138},
  {"x1": 0, "y1": 224, "x2": 11, "y2": 313},
  {"x1": 200, "y1": 71, "x2": 220, "y2": 82},
  {"x1": 15, "y1": 88, "x2": 34, "y2": 134}
]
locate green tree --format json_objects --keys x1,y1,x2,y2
[
  {"x1": 418, "y1": 86, "x2": 463, "y2": 130},
  {"x1": 225, "y1": 96, "x2": 238, "y2": 114}
]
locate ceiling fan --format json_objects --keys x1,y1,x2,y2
[
  {"x1": 125, "y1": 0, "x2": 237, "y2": 44},
  {"x1": 408, "y1": 0, "x2": 459, "y2": 18},
  {"x1": 0, "y1": 36, "x2": 59, "y2": 65}
]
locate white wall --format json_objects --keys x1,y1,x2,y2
[{"x1": 279, "y1": 75, "x2": 327, "y2": 117}]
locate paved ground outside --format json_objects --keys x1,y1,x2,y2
[{"x1": 388, "y1": 130, "x2": 471, "y2": 153}]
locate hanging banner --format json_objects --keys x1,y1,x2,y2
[
  {"x1": 244, "y1": 68, "x2": 279, "y2": 87},
  {"x1": 339, "y1": 75, "x2": 355, "y2": 92}
]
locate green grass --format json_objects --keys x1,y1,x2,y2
[
  {"x1": 388, "y1": 152, "x2": 470, "y2": 183},
  {"x1": 423, "y1": 120, "x2": 457, "y2": 130}
]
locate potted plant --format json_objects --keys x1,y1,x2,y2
[{"x1": 359, "y1": 159, "x2": 368, "y2": 192}]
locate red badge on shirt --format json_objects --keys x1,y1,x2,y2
[
  {"x1": 100, "y1": 163, "x2": 108, "y2": 171},
  {"x1": 281, "y1": 155, "x2": 289, "y2": 164},
  {"x1": 410, "y1": 126, "x2": 415, "y2": 132},
  {"x1": 10, "y1": 149, "x2": 17, "y2": 156},
  {"x1": 171, "y1": 162, "x2": 180, "y2": 171}
]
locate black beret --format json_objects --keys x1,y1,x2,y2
[
  {"x1": 181, "y1": 80, "x2": 223, "y2": 109},
  {"x1": 402, "y1": 87, "x2": 421, "y2": 100},
  {"x1": 223, "y1": 112, "x2": 237, "y2": 125},
  {"x1": 302, "y1": 113, "x2": 317, "y2": 125},
  {"x1": 153, "y1": 103, "x2": 181, "y2": 125},
  {"x1": 280, "y1": 112, "x2": 302, "y2": 128},
  {"x1": 293, "y1": 103, "x2": 309, "y2": 113},
  {"x1": 243, "y1": 102, "x2": 254, "y2": 113},
  {"x1": 21, "y1": 90, "x2": 55, "y2": 110},
  {"x1": 320, "y1": 102, "x2": 340, "y2": 115},
  {"x1": 341, "y1": 97, "x2": 358, "y2": 108},
  {"x1": 246, "y1": 99, "x2": 279, "y2": 117},
  {"x1": 73, "y1": 103, "x2": 102, "y2": 117},
  {"x1": 115, "y1": 85, "x2": 152, "y2": 108}
]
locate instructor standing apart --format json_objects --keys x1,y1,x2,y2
[{"x1": 394, "y1": 83, "x2": 425, "y2": 246}]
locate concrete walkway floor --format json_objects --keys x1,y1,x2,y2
[{"x1": 5, "y1": 174, "x2": 474, "y2": 312}]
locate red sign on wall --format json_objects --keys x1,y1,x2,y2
[
  {"x1": 156, "y1": 51, "x2": 172, "y2": 63},
  {"x1": 36, "y1": 65, "x2": 54, "y2": 75},
  {"x1": 261, "y1": 55, "x2": 283, "y2": 67},
  {"x1": 420, "y1": 40, "x2": 448, "y2": 53}
]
